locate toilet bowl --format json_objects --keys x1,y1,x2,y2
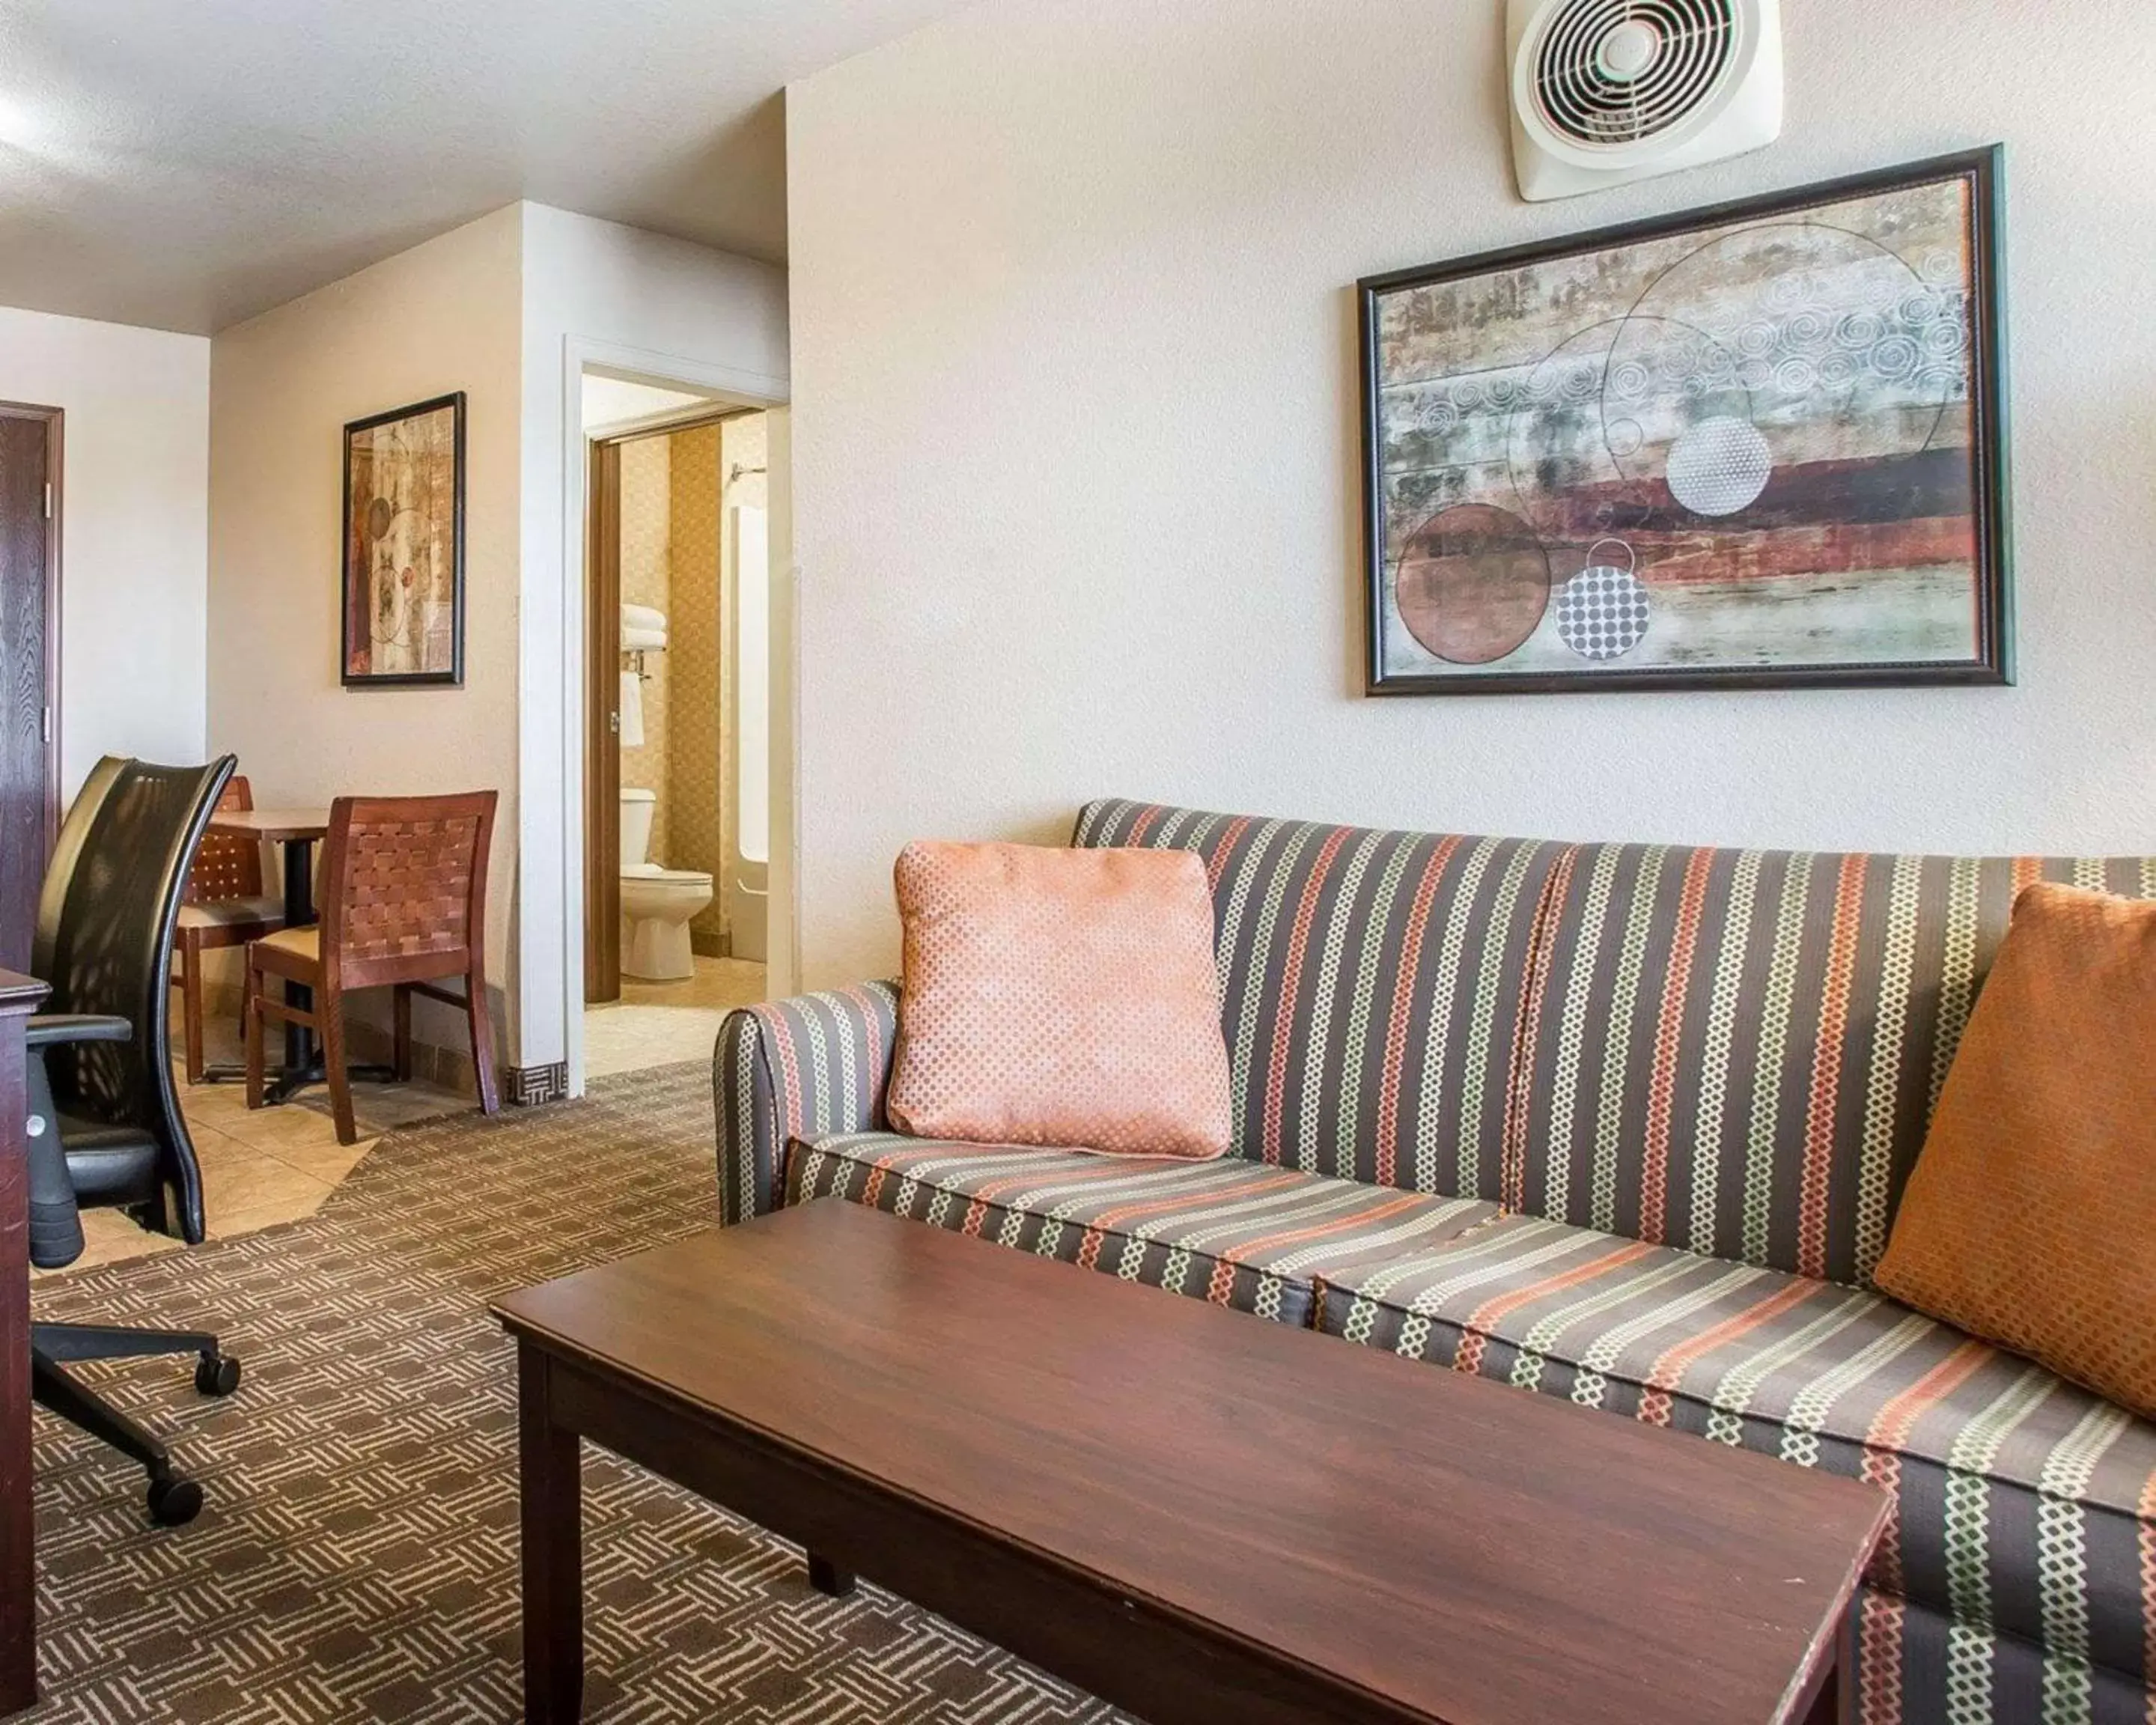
[{"x1": 619, "y1": 788, "x2": 713, "y2": 981}]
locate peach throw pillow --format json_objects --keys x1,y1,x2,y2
[
  {"x1": 886, "y1": 842, "x2": 1231, "y2": 1159},
  {"x1": 1875, "y1": 883, "x2": 2156, "y2": 1420}
]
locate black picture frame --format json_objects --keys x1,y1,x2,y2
[
  {"x1": 341, "y1": 391, "x2": 467, "y2": 690},
  {"x1": 1359, "y1": 146, "x2": 2013, "y2": 696}
]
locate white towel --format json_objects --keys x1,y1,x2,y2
[
  {"x1": 622, "y1": 624, "x2": 669, "y2": 653},
  {"x1": 619, "y1": 671, "x2": 646, "y2": 748},
  {"x1": 621, "y1": 603, "x2": 667, "y2": 634}
]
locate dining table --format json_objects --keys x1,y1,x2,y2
[{"x1": 200, "y1": 806, "x2": 386, "y2": 1105}]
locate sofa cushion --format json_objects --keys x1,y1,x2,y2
[
  {"x1": 1853, "y1": 1586, "x2": 2156, "y2": 1725},
  {"x1": 887, "y1": 841, "x2": 1231, "y2": 1159},
  {"x1": 1877, "y1": 884, "x2": 2156, "y2": 1423},
  {"x1": 786, "y1": 1131, "x2": 1499, "y2": 1328},
  {"x1": 1317, "y1": 1213, "x2": 2156, "y2": 1683},
  {"x1": 1077, "y1": 800, "x2": 1564, "y2": 1201},
  {"x1": 1508, "y1": 845, "x2": 2156, "y2": 1286}
]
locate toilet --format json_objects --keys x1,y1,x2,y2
[{"x1": 619, "y1": 788, "x2": 715, "y2": 981}]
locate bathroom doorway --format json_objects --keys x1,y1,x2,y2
[{"x1": 581, "y1": 374, "x2": 773, "y2": 1077}]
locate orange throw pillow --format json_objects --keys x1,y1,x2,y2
[
  {"x1": 1875, "y1": 883, "x2": 2156, "y2": 1420},
  {"x1": 886, "y1": 842, "x2": 1231, "y2": 1159}
]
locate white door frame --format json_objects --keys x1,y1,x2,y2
[{"x1": 552, "y1": 335, "x2": 791, "y2": 1097}]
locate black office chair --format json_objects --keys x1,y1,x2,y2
[{"x1": 25, "y1": 755, "x2": 244, "y2": 1527}]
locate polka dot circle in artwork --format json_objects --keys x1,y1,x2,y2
[
  {"x1": 1666, "y1": 415, "x2": 1773, "y2": 517},
  {"x1": 1556, "y1": 556, "x2": 1652, "y2": 663}
]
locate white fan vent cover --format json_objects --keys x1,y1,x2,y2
[{"x1": 1509, "y1": 0, "x2": 1783, "y2": 201}]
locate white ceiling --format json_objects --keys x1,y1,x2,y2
[{"x1": 0, "y1": 0, "x2": 973, "y2": 335}]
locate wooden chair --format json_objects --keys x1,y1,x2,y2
[
  {"x1": 244, "y1": 791, "x2": 501, "y2": 1146},
  {"x1": 172, "y1": 774, "x2": 284, "y2": 1084}
]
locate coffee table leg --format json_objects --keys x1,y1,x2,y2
[
  {"x1": 1800, "y1": 1663, "x2": 1839, "y2": 1725},
  {"x1": 520, "y1": 1345, "x2": 584, "y2": 1723},
  {"x1": 808, "y1": 1554, "x2": 856, "y2": 1598},
  {"x1": 1800, "y1": 1604, "x2": 1854, "y2": 1725}
]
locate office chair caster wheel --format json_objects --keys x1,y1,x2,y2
[
  {"x1": 195, "y1": 1352, "x2": 241, "y2": 1397},
  {"x1": 147, "y1": 1474, "x2": 203, "y2": 1527}
]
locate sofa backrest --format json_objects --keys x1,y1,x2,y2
[
  {"x1": 1080, "y1": 799, "x2": 2156, "y2": 1288},
  {"x1": 1076, "y1": 800, "x2": 1564, "y2": 1202},
  {"x1": 1511, "y1": 843, "x2": 2156, "y2": 1286}
]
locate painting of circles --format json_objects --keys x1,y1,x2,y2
[{"x1": 1361, "y1": 149, "x2": 2011, "y2": 694}]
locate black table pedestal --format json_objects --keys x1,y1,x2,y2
[
  {"x1": 255, "y1": 836, "x2": 319, "y2": 1104},
  {"x1": 198, "y1": 834, "x2": 389, "y2": 1103}
]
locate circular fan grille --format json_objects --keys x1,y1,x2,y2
[{"x1": 1529, "y1": 0, "x2": 1739, "y2": 147}]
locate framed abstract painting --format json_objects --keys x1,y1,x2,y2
[
  {"x1": 1359, "y1": 147, "x2": 2011, "y2": 695},
  {"x1": 341, "y1": 392, "x2": 466, "y2": 688}
]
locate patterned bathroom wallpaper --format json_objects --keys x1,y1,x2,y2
[
  {"x1": 667, "y1": 424, "x2": 728, "y2": 952},
  {"x1": 618, "y1": 434, "x2": 672, "y2": 862}
]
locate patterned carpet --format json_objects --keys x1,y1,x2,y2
[{"x1": 25, "y1": 1064, "x2": 1123, "y2": 1724}]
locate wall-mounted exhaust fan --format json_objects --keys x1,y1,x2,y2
[{"x1": 1508, "y1": 0, "x2": 1783, "y2": 201}]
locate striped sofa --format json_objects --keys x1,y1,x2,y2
[{"x1": 713, "y1": 799, "x2": 2156, "y2": 1725}]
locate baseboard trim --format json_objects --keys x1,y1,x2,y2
[{"x1": 505, "y1": 1062, "x2": 570, "y2": 1107}]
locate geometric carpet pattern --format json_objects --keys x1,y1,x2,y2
[{"x1": 25, "y1": 1063, "x2": 1126, "y2": 1724}]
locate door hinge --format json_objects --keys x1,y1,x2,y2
[
  {"x1": 40, "y1": 705, "x2": 52, "y2": 744},
  {"x1": 43, "y1": 482, "x2": 52, "y2": 520}
]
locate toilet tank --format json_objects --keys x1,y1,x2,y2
[{"x1": 620, "y1": 788, "x2": 657, "y2": 870}]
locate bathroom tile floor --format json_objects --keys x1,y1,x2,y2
[{"x1": 585, "y1": 955, "x2": 768, "y2": 1078}]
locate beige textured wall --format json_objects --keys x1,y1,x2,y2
[
  {"x1": 667, "y1": 425, "x2": 728, "y2": 949},
  {"x1": 617, "y1": 433, "x2": 672, "y2": 861},
  {"x1": 518, "y1": 206, "x2": 790, "y2": 1073},
  {"x1": 205, "y1": 201, "x2": 784, "y2": 1074},
  {"x1": 787, "y1": 0, "x2": 2156, "y2": 987},
  {"x1": 208, "y1": 206, "x2": 523, "y2": 1053},
  {"x1": 0, "y1": 307, "x2": 210, "y2": 797}
]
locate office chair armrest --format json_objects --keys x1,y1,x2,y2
[{"x1": 25, "y1": 1013, "x2": 135, "y2": 1050}]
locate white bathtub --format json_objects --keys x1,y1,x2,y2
[{"x1": 731, "y1": 854, "x2": 769, "y2": 963}]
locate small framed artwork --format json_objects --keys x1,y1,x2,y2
[
  {"x1": 1359, "y1": 147, "x2": 2012, "y2": 695},
  {"x1": 342, "y1": 392, "x2": 466, "y2": 687}
]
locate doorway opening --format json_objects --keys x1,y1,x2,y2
[{"x1": 580, "y1": 373, "x2": 773, "y2": 1078}]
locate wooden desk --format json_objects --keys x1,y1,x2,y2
[
  {"x1": 496, "y1": 1201, "x2": 1889, "y2": 1725},
  {"x1": 1, "y1": 967, "x2": 50, "y2": 1715},
  {"x1": 204, "y1": 808, "x2": 329, "y2": 1102}
]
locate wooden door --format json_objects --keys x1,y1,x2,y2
[
  {"x1": 0, "y1": 407, "x2": 58, "y2": 974},
  {"x1": 584, "y1": 439, "x2": 622, "y2": 1003}
]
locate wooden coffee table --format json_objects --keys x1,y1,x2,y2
[{"x1": 493, "y1": 1200, "x2": 1887, "y2": 1725}]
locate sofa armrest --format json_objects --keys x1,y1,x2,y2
[{"x1": 713, "y1": 981, "x2": 901, "y2": 1224}]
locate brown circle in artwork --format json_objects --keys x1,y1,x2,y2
[
  {"x1": 1393, "y1": 503, "x2": 1552, "y2": 665},
  {"x1": 367, "y1": 496, "x2": 395, "y2": 541}
]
